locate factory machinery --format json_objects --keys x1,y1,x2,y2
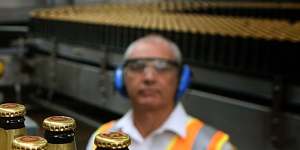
[{"x1": 0, "y1": 1, "x2": 300, "y2": 150}]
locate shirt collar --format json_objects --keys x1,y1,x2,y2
[
  {"x1": 113, "y1": 110, "x2": 144, "y2": 143},
  {"x1": 113, "y1": 102, "x2": 189, "y2": 141},
  {"x1": 154, "y1": 103, "x2": 189, "y2": 138}
]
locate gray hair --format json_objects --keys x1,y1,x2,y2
[{"x1": 123, "y1": 34, "x2": 182, "y2": 64}]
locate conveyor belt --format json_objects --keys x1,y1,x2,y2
[
  {"x1": 25, "y1": 3, "x2": 300, "y2": 149},
  {"x1": 160, "y1": 1, "x2": 300, "y2": 22},
  {"x1": 29, "y1": 3, "x2": 300, "y2": 83}
]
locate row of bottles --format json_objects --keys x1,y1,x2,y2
[
  {"x1": 0, "y1": 103, "x2": 76, "y2": 150},
  {"x1": 0, "y1": 103, "x2": 131, "y2": 150},
  {"x1": 12, "y1": 131, "x2": 131, "y2": 150}
]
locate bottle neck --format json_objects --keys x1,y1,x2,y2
[
  {"x1": 96, "y1": 148, "x2": 129, "y2": 150},
  {"x1": 0, "y1": 116, "x2": 25, "y2": 130},
  {"x1": 44, "y1": 130, "x2": 75, "y2": 144}
]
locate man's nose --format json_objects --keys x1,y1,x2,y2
[{"x1": 143, "y1": 66, "x2": 156, "y2": 81}]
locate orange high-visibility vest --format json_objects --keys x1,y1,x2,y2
[{"x1": 92, "y1": 118, "x2": 230, "y2": 150}]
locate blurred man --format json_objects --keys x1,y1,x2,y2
[{"x1": 86, "y1": 34, "x2": 235, "y2": 150}]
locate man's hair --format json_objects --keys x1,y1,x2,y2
[{"x1": 123, "y1": 34, "x2": 182, "y2": 64}]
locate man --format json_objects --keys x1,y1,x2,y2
[{"x1": 86, "y1": 34, "x2": 235, "y2": 150}]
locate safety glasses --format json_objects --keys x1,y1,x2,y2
[{"x1": 124, "y1": 58, "x2": 180, "y2": 73}]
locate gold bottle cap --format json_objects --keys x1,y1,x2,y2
[
  {"x1": 43, "y1": 116, "x2": 76, "y2": 132},
  {"x1": 94, "y1": 131, "x2": 131, "y2": 149},
  {"x1": 0, "y1": 103, "x2": 26, "y2": 117},
  {"x1": 13, "y1": 136, "x2": 47, "y2": 150}
]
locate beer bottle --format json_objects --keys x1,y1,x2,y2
[
  {"x1": 94, "y1": 131, "x2": 131, "y2": 150},
  {"x1": 0, "y1": 103, "x2": 26, "y2": 150},
  {"x1": 43, "y1": 116, "x2": 77, "y2": 150},
  {"x1": 12, "y1": 135, "x2": 47, "y2": 150}
]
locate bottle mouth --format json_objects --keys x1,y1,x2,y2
[
  {"x1": 13, "y1": 136, "x2": 48, "y2": 150},
  {"x1": 0, "y1": 103, "x2": 26, "y2": 117},
  {"x1": 94, "y1": 131, "x2": 131, "y2": 149},
  {"x1": 42, "y1": 116, "x2": 76, "y2": 132}
]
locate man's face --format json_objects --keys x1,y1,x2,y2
[{"x1": 124, "y1": 41, "x2": 179, "y2": 111}]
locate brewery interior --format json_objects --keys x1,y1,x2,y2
[{"x1": 0, "y1": 0, "x2": 300, "y2": 149}]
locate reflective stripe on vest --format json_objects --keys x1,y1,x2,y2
[
  {"x1": 192, "y1": 125, "x2": 229, "y2": 150},
  {"x1": 92, "y1": 121, "x2": 116, "y2": 150},
  {"x1": 207, "y1": 131, "x2": 229, "y2": 150},
  {"x1": 167, "y1": 118, "x2": 229, "y2": 150}
]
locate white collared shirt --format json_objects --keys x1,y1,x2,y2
[{"x1": 86, "y1": 103, "x2": 192, "y2": 150}]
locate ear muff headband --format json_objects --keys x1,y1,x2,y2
[
  {"x1": 114, "y1": 65, "x2": 127, "y2": 97},
  {"x1": 175, "y1": 64, "x2": 192, "y2": 100},
  {"x1": 114, "y1": 64, "x2": 192, "y2": 99}
]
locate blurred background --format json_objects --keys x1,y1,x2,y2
[{"x1": 0, "y1": 0, "x2": 300, "y2": 149}]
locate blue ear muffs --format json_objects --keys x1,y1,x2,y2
[
  {"x1": 175, "y1": 64, "x2": 192, "y2": 100},
  {"x1": 114, "y1": 64, "x2": 192, "y2": 100},
  {"x1": 114, "y1": 65, "x2": 127, "y2": 97}
]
